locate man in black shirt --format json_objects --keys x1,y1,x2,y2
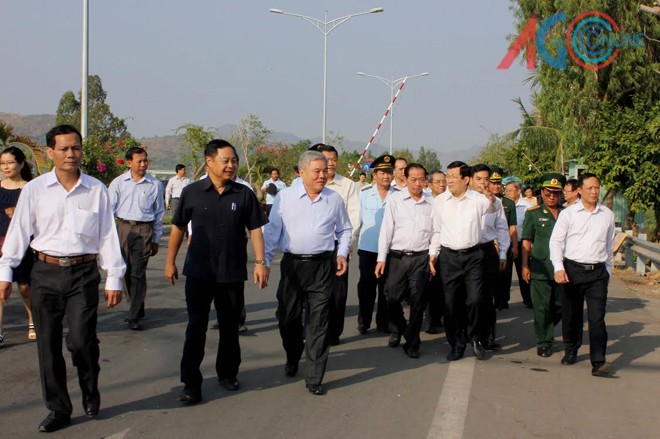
[{"x1": 165, "y1": 139, "x2": 268, "y2": 404}]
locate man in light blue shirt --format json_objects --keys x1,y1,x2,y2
[
  {"x1": 264, "y1": 150, "x2": 352, "y2": 396},
  {"x1": 356, "y1": 154, "x2": 395, "y2": 335},
  {"x1": 108, "y1": 147, "x2": 165, "y2": 330}
]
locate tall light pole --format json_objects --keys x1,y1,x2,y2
[
  {"x1": 81, "y1": 0, "x2": 89, "y2": 139},
  {"x1": 270, "y1": 7, "x2": 384, "y2": 144},
  {"x1": 356, "y1": 71, "x2": 429, "y2": 154}
]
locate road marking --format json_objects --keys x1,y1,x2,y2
[
  {"x1": 427, "y1": 358, "x2": 475, "y2": 439},
  {"x1": 104, "y1": 428, "x2": 131, "y2": 439}
]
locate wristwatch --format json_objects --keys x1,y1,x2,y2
[{"x1": 255, "y1": 260, "x2": 267, "y2": 265}]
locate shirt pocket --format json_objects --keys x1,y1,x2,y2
[
  {"x1": 138, "y1": 189, "x2": 155, "y2": 213},
  {"x1": 75, "y1": 207, "x2": 99, "y2": 242}
]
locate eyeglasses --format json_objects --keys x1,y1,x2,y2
[
  {"x1": 543, "y1": 190, "x2": 561, "y2": 197},
  {"x1": 0, "y1": 161, "x2": 17, "y2": 166}
]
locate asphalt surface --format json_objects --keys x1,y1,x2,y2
[{"x1": 1, "y1": 233, "x2": 659, "y2": 439}]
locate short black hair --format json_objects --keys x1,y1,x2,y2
[
  {"x1": 271, "y1": 168, "x2": 280, "y2": 174},
  {"x1": 578, "y1": 172, "x2": 599, "y2": 187},
  {"x1": 126, "y1": 146, "x2": 148, "y2": 161},
  {"x1": 471, "y1": 163, "x2": 491, "y2": 177},
  {"x1": 311, "y1": 143, "x2": 339, "y2": 156},
  {"x1": 205, "y1": 139, "x2": 238, "y2": 158},
  {"x1": 565, "y1": 178, "x2": 579, "y2": 191},
  {"x1": 447, "y1": 161, "x2": 471, "y2": 178},
  {"x1": 359, "y1": 171, "x2": 366, "y2": 177},
  {"x1": 175, "y1": 164, "x2": 186, "y2": 172},
  {"x1": 46, "y1": 125, "x2": 82, "y2": 148},
  {"x1": 404, "y1": 163, "x2": 427, "y2": 178}
]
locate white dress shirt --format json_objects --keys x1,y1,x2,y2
[
  {"x1": 513, "y1": 195, "x2": 533, "y2": 238},
  {"x1": 430, "y1": 189, "x2": 495, "y2": 255},
  {"x1": 481, "y1": 197, "x2": 511, "y2": 259},
  {"x1": 325, "y1": 173, "x2": 360, "y2": 245},
  {"x1": 264, "y1": 185, "x2": 353, "y2": 264},
  {"x1": 165, "y1": 175, "x2": 191, "y2": 203},
  {"x1": 0, "y1": 170, "x2": 126, "y2": 290},
  {"x1": 377, "y1": 187, "x2": 434, "y2": 262},
  {"x1": 261, "y1": 178, "x2": 287, "y2": 204},
  {"x1": 549, "y1": 200, "x2": 615, "y2": 273}
]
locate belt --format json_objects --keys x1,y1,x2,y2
[
  {"x1": 479, "y1": 240, "x2": 495, "y2": 250},
  {"x1": 119, "y1": 218, "x2": 152, "y2": 226},
  {"x1": 441, "y1": 244, "x2": 481, "y2": 254},
  {"x1": 565, "y1": 258, "x2": 605, "y2": 271},
  {"x1": 36, "y1": 252, "x2": 97, "y2": 267},
  {"x1": 285, "y1": 251, "x2": 334, "y2": 261},
  {"x1": 389, "y1": 250, "x2": 427, "y2": 258}
]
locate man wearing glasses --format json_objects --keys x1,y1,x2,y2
[{"x1": 521, "y1": 173, "x2": 565, "y2": 358}]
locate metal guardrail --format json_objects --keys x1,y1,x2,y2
[{"x1": 621, "y1": 236, "x2": 660, "y2": 275}]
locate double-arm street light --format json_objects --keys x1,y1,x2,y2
[
  {"x1": 356, "y1": 71, "x2": 430, "y2": 154},
  {"x1": 270, "y1": 7, "x2": 384, "y2": 144}
]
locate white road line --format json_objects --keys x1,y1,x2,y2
[{"x1": 427, "y1": 358, "x2": 476, "y2": 439}]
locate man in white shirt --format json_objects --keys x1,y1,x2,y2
[
  {"x1": 550, "y1": 173, "x2": 615, "y2": 377},
  {"x1": 165, "y1": 164, "x2": 191, "y2": 215},
  {"x1": 310, "y1": 144, "x2": 359, "y2": 346},
  {"x1": 391, "y1": 157, "x2": 408, "y2": 191},
  {"x1": 260, "y1": 168, "x2": 287, "y2": 217},
  {"x1": 424, "y1": 170, "x2": 447, "y2": 334},
  {"x1": 429, "y1": 161, "x2": 495, "y2": 361},
  {"x1": 0, "y1": 125, "x2": 126, "y2": 432},
  {"x1": 376, "y1": 163, "x2": 433, "y2": 358},
  {"x1": 505, "y1": 179, "x2": 533, "y2": 308}
]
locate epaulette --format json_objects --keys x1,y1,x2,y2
[
  {"x1": 360, "y1": 184, "x2": 373, "y2": 192},
  {"x1": 526, "y1": 205, "x2": 541, "y2": 212}
]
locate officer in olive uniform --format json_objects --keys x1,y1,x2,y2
[
  {"x1": 489, "y1": 167, "x2": 517, "y2": 309},
  {"x1": 521, "y1": 173, "x2": 566, "y2": 357}
]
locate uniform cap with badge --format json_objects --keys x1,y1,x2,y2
[
  {"x1": 489, "y1": 166, "x2": 504, "y2": 182},
  {"x1": 370, "y1": 154, "x2": 395, "y2": 172},
  {"x1": 540, "y1": 173, "x2": 566, "y2": 191}
]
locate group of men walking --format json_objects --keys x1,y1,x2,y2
[{"x1": 0, "y1": 125, "x2": 615, "y2": 433}]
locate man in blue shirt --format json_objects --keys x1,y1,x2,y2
[
  {"x1": 264, "y1": 150, "x2": 352, "y2": 395},
  {"x1": 108, "y1": 147, "x2": 165, "y2": 330},
  {"x1": 356, "y1": 154, "x2": 395, "y2": 335}
]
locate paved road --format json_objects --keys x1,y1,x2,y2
[{"x1": 1, "y1": 233, "x2": 659, "y2": 438}]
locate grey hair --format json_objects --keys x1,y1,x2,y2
[
  {"x1": 506, "y1": 180, "x2": 522, "y2": 190},
  {"x1": 298, "y1": 150, "x2": 327, "y2": 170}
]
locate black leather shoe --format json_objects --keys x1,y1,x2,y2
[
  {"x1": 471, "y1": 340, "x2": 486, "y2": 360},
  {"x1": 591, "y1": 362, "x2": 613, "y2": 377},
  {"x1": 358, "y1": 326, "x2": 369, "y2": 335},
  {"x1": 403, "y1": 346, "x2": 420, "y2": 359},
  {"x1": 483, "y1": 340, "x2": 502, "y2": 352},
  {"x1": 376, "y1": 326, "x2": 391, "y2": 334},
  {"x1": 561, "y1": 352, "x2": 577, "y2": 365},
  {"x1": 178, "y1": 386, "x2": 202, "y2": 404},
  {"x1": 425, "y1": 326, "x2": 443, "y2": 334},
  {"x1": 82, "y1": 391, "x2": 100, "y2": 418},
  {"x1": 306, "y1": 383, "x2": 325, "y2": 395},
  {"x1": 537, "y1": 347, "x2": 552, "y2": 358},
  {"x1": 238, "y1": 325, "x2": 248, "y2": 334},
  {"x1": 219, "y1": 378, "x2": 240, "y2": 391},
  {"x1": 128, "y1": 320, "x2": 143, "y2": 331},
  {"x1": 501, "y1": 302, "x2": 509, "y2": 309},
  {"x1": 38, "y1": 412, "x2": 71, "y2": 432},
  {"x1": 387, "y1": 334, "x2": 401, "y2": 348},
  {"x1": 446, "y1": 347, "x2": 465, "y2": 361},
  {"x1": 328, "y1": 337, "x2": 340, "y2": 346},
  {"x1": 284, "y1": 363, "x2": 299, "y2": 377}
]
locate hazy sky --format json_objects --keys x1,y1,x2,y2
[{"x1": 1, "y1": 0, "x2": 532, "y2": 153}]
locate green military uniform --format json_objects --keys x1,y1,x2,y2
[
  {"x1": 521, "y1": 173, "x2": 565, "y2": 351},
  {"x1": 490, "y1": 166, "x2": 517, "y2": 309}
]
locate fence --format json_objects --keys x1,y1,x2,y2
[{"x1": 620, "y1": 233, "x2": 660, "y2": 275}]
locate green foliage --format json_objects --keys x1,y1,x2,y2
[
  {"x1": 55, "y1": 75, "x2": 130, "y2": 146},
  {"x1": 392, "y1": 148, "x2": 415, "y2": 163},
  {"x1": 81, "y1": 138, "x2": 141, "y2": 185},
  {"x1": 416, "y1": 147, "x2": 441, "y2": 172},
  {"x1": 229, "y1": 114, "x2": 272, "y2": 186},
  {"x1": 175, "y1": 124, "x2": 218, "y2": 178}
]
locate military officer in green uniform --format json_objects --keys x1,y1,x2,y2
[
  {"x1": 521, "y1": 173, "x2": 566, "y2": 357},
  {"x1": 489, "y1": 166, "x2": 517, "y2": 309}
]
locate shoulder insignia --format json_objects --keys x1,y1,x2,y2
[
  {"x1": 526, "y1": 205, "x2": 541, "y2": 212},
  {"x1": 361, "y1": 184, "x2": 373, "y2": 191}
]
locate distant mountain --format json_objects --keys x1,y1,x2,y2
[{"x1": 1, "y1": 112, "x2": 483, "y2": 169}]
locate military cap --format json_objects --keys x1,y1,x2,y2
[
  {"x1": 490, "y1": 166, "x2": 504, "y2": 182},
  {"x1": 540, "y1": 173, "x2": 566, "y2": 190},
  {"x1": 370, "y1": 154, "x2": 395, "y2": 171}
]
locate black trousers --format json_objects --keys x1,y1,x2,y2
[
  {"x1": 513, "y1": 242, "x2": 532, "y2": 306},
  {"x1": 357, "y1": 250, "x2": 388, "y2": 331},
  {"x1": 494, "y1": 246, "x2": 513, "y2": 308},
  {"x1": 425, "y1": 257, "x2": 444, "y2": 329},
  {"x1": 561, "y1": 260, "x2": 609, "y2": 365},
  {"x1": 276, "y1": 254, "x2": 334, "y2": 386},
  {"x1": 118, "y1": 221, "x2": 153, "y2": 322},
  {"x1": 30, "y1": 259, "x2": 101, "y2": 416},
  {"x1": 328, "y1": 260, "x2": 349, "y2": 342},
  {"x1": 439, "y1": 247, "x2": 485, "y2": 349},
  {"x1": 384, "y1": 253, "x2": 428, "y2": 350},
  {"x1": 180, "y1": 277, "x2": 243, "y2": 389},
  {"x1": 481, "y1": 242, "x2": 500, "y2": 342}
]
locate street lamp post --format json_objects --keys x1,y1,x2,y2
[
  {"x1": 356, "y1": 71, "x2": 430, "y2": 154},
  {"x1": 81, "y1": 0, "x2": 89, "y2": 139},
  {"x1": 270, "y1": 7, "x2": 384, "y2": 144}
]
